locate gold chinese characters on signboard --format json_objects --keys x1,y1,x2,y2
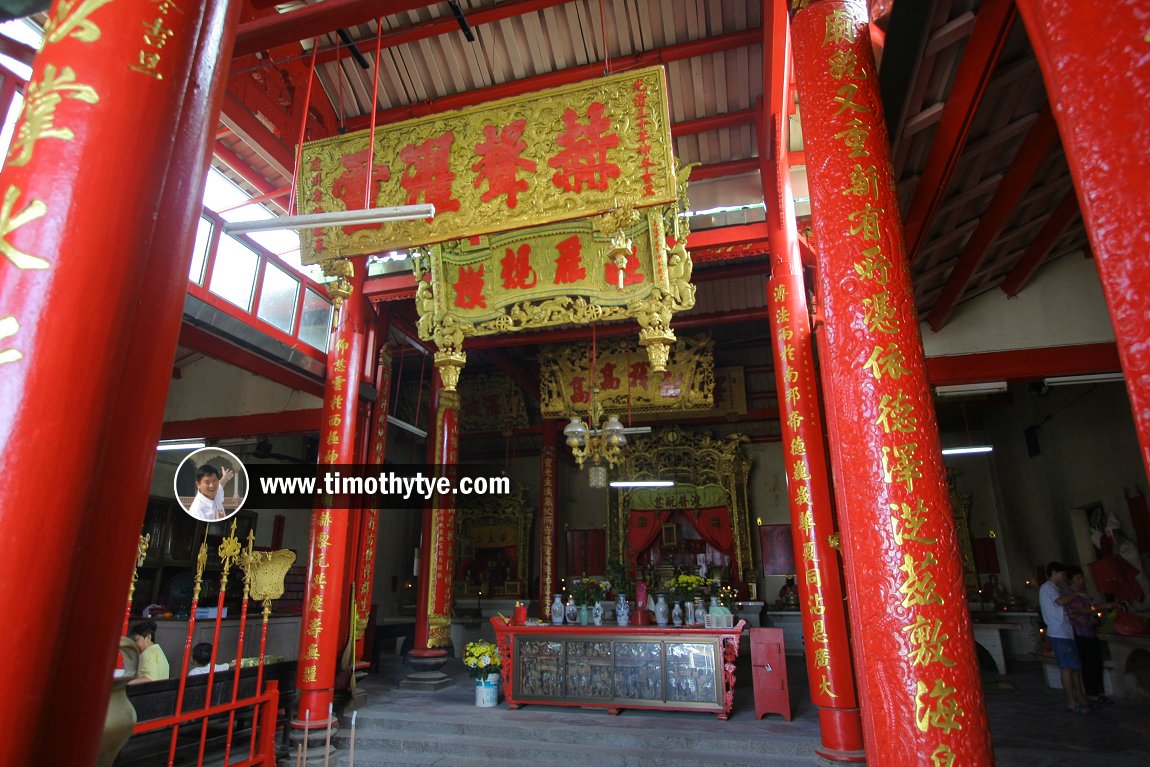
[
  {"x1": 296, "y1": 66, "x2": 678, "y2": 264},
  {"x1": 539, "y1": 335, "x2": 714, "y2": 418}
]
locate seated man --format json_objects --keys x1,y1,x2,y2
[{"x1": 128, "y1": 620, "x2": 170, "y2": 684}]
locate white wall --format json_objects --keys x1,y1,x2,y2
[
  {"x1": 922, "y1": 254, "x2": 1114, "y2": 357},
  {"x1": 164, "y1": 356, "x2": 322, "y2": 422}
]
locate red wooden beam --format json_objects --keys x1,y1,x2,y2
[
  {"x1": 689, "y1": 157, "x2": 760, "y2": 181},
  {"x1": 926, "y1": 104, "x2": 1059, "y2": 331},
  {"x1": 672, "y1": 109, "x2": 756, "y2": 137},
  {"x1": 901, "y1": 0, "x2": 1017, "y2": 265},
  {"x1": 344, "y1": 28, "x2": 761, "y2": 131},
  {"x1": 219, "y1": 91, "x2": 295, "y2": 180},
  {"x1": 178, "y1": 323, "x2": 325, "y2": 397},
  {"x1": 0, "y1": 34, "x2": 35, "y2": 68},
  {"x1": 1000, "y1": 188, "x2": 1079, "y2": 297},
  {"x1": 233, "y1": 0, "x2": 434, "y2": 58},
  {"x1": 364, "y1": 271, "x2": 419, "y2": 302},
  {"x1": 304, "y1": 0, "x2": 579, "y2": 68},
  {"x1": 161, "y1": 409, "x2": 323, "y2": 440},
  {"x1": 925, "y1": 342, "x2": 1121, "y2": 385},
  {"x1": 686, "y1": 221, "x2": 771, "y2": 249},
  {"x1": 212, "y1": 142, "x2": 280, "y2": 197}
]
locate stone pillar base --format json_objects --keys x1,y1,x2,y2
[{"x1": 399, "y1": 670, "x2": 454, "y2": 691}]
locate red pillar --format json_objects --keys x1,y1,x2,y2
[
  {"x1": 1014, "y1": 0, "x2": 1150, "y2": 476},
  {"x1": 295, "y1": 261, "x2": 368, "y2": 726},
  {"x1": 539, "y1": 420, "x2": 560, "y2": 617},
  {"x1": 760, "y1": 4, "x2": 863, "y2": 759},
  {"x1": 0, "y1": 0, "x2": 240, "y2": 763},
  {"x1": 427, "y1": 380, "x2": 461, "y2": 648},
  {"x1": 352, "y1": 342, "x2": 392, "y2": 662},
  {"x1": 791, "y1": 2, "x2": 991, "y2": 765}
]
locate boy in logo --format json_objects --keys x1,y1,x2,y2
[{"x1": 188, "y1": 463, "x2": 234, "y2": 521}]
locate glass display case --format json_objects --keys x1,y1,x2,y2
[{"x1": 492, "y1": 619, "x2": 744, "y2": 718}]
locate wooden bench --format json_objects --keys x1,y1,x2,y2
[{"x1": 115, "y1": 660, "x2": 296, "y2": 766}]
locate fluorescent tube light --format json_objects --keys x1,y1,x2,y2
[
  {"x1": 1043, "y1": 372, "x2": 1124, "y2": 387},
  {"x1": 158, "y1": 439, "x2": 206, "y2": 451},
  {"x1": 387, "y1": 415, "x2": 427, "y2": 439},
  {"x1": 934, "y1": 382, "x2": 1008, "y2": 397},
  {"x1": 941, "y1": 446, "x2": 994, "y2": 456},
  {"x1": 223, "y1": 203, "x2": 435, "y2": 235},
  {"x1": 609, "y1": 480, "x2": 676, "y2": 488}
]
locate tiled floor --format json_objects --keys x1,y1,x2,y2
[{"x1": 346, "y1": 651, "x2": 1150, "y2": 766}]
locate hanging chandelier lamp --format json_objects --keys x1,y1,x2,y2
[{"x1": 563, "y1": 324, "x2": 636, "y2": 488}]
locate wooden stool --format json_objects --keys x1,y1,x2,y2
[{"x1": 750, "y1": 627, "x2": 791, "y2": 721}]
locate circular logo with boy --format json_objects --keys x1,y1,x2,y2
[{"x1": 174, "y1": 447, "x2": 249, "y2": 522}]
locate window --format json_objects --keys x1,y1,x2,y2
[
  {"x1": 257, "y1": 261, "x2": 300, "y2": 333},
  {"x1": 298, "y1": 288, "x2": 332, "y2": 351},
  {"x1": 209, "y1": 235, "x2": 258, "y2": 311}
]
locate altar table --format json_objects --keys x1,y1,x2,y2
[{"x1": 491, "y1": 618, "x2": 745, "y2": 718}]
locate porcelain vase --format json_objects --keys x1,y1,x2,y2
[
  {"x1": 578, "y1": 604, "x2": 589, "y2": 625},
  {"x1": 616, "y1": 595, "x2": 631, "y2": 626},
  {"x1": 685, "y1": 599, "x2": 696, "y2": 625},
  {"x1": 654, "y1": 594, "x2": 670, "y2": 626},
  {"x1": 475, "y1": 673, "x2": 500, "y2": 707},
  {"x1": 551, "y1": 594, "x2": 565, "y2": 625},
  {"x1": 592, "y1": 601, "x2": 604, "y2": 626},
  {"x1": 672, "y1": 600, "x2": 684, "y2": 626},
  {"x1": 565, "y1": 599, "x2": 578, "y2": 624}
]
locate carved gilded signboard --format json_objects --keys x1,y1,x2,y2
[
  {"x1": 297, "y1": 66, "x2": 677, "y2": 264},
  {"x1": 539, "y1": 335, "x2": 714, "y2": 417},
  {"x1": 413, "y1": 201, "x2": 695, "y2": 391},
  {"x1": 460, "y1": 373, "x2": 529, "y2": 432}
]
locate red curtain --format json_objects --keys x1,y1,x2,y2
[
  {"x1": 682, "y1": 506, "x2": 733, "y2": 556},
  {"x1": 628, "y1": 509, "x2": 671, "y2": 561}
]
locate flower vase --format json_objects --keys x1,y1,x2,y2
[
  {"x1": 551, "y1": 594, "x2": 565, "y2": 625},
  {"x1": 578, "y1": 604, "x2": 589, "y2": 625},
  {"x1": 685, "y1": 599, "x2": 696, "y2": 625},
  {"x1": 694, "y1": 597, "x2": 706, "y2": 626},
  {"x1": 654, "y1": 594, "x2": 670, "y2": 626},
  {"x1": 565, "y1": 599, "x2": 578, "y2": 625},
  {"x1": 592, "y1": 601, "x2": 604, "y2": 626},
  {"x1": 616, "y1": 595, "x2": 630, "y2": 626},
  {"x1": 671, "y1": 600, "x2": 684, "y2": 626},
  {"x1": 475, "y1": 672, "x2": 500, "y2": 707}
]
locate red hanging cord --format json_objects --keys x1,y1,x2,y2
[
  {"x1": 287, "y1": 42, "x2": 320, "y2": 216},
  {"x1": 599, "y1": 0, "x2": 610, "y2": 75},
  {"x1": 364, "y1": 17, "x2": 386, "y2": 210},
  {"x1": 392, "y1": 344, "x2": 406, "y2": 415}
]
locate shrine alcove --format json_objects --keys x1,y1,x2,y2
[{"x1": 608, "y1": 426, "x2": 752, "y2": 592}]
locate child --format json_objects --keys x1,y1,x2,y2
[
  {"x1": 128, "y1": 620, "x2": 170, "y2": 684},
  {"x1": 188, "y1": 642, "x2": 231, "y2": 676}
]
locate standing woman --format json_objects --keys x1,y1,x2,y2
[{"x1": 1063, "y1": 566, "x2": 1114, "y2": 706}]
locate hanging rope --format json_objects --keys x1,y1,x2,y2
[
  {"x1": 287, "y1": 41, "x2": 320, "y2": 216},
  {"x1": 364, "y1": 17, "x2": 387, "y2": 210},
  {"x1": 414, "y1": 349, "x2": 427, "y2": 432},
  {"x1": 599, "y1": 0, "x2": 610, "y2": 75},
  {"x1": 392, "y1": 343, "x2": 406, "y2": 415}
]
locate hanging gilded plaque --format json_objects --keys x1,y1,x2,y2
[
  {"x1": 539, "y1": 334, "x2": 714, "y2": 418},
  {"x1": 297, "y1": 66, "x2": 678, "y2": 264},
  {"x1": 460, "y1": 373, "x2": 529, "y2": 432},
  {"x1": 413, "y1": 199, "x2": 695, "y2": 390}
]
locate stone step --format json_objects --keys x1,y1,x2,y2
[
  {"x1": 348, "y1": 710, "x2": 810, "y2": 759},
  {"x1": 341, "y1": 731, "x2": 817, "y2": 767}
]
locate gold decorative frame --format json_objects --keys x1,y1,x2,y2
[
  {"x1": 608, "y1": 427, "x2": 753, "y2": 582},
  {"x1": 539, "y1": 334, "x2": 714, "y2": 417},
  {"x1": 454, "y1": 484, "x2": 533, "y2": 596}
]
